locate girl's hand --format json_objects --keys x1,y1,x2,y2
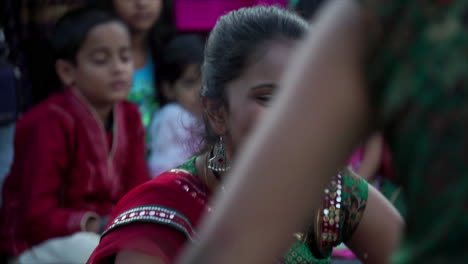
[{"x1": 84, "y1": 214, "x2": 101, "y2": 233}]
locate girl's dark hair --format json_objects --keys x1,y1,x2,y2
[
  {"x1": 201, "y1": 5, "x2": 309, "y2": 147},
  {"x1": 159, "y1": 34, "x2": 205, "y2": 85},
  {"x1": 50, "y1": 7, "x2": 128, "y2": 64}
]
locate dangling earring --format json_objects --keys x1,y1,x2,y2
[{"x1": 208, "y1": 136, "x2": 231, "y2": 172}]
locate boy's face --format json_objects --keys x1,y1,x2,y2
[
  {"x1": 71, "y1": 21, "x2": 133, "y2": 107},
  {"x1": 173, "y1": 63, "x2": 202, "y2": 114}
]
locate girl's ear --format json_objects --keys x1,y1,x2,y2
[
  {"x1": 55, "y1": 59, "x2": 77, "y2": 87},
  {"x1": 202, "y1": 97, "x2": 228, "y2": 136}
]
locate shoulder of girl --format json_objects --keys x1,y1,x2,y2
[
  {"x1": 105, "y1": 169, "x2": 207, "y2": 233},
  {"x1": 122, "y1": 169, "x2": 204, "y2": 204}
]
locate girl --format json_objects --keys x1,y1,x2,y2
[
  {"x1": 148, "y1": 34, "x2": 205, "y2": 177},
  {"x1": 97, "y1": 0, "x2": 174, "y2": 129},
  {"x1": 87, "y1": 6, "x2": 402, "y2": 264},
  {"x1": 179, "y1": 0, "x2": 468, "y2": 264},
  {"x1": 0, "y1": 7, "x2": 150, "y2": 264}
]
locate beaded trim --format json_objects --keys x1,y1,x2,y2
[
  {"x1": 317, "y1": 172, "x2": 343, "y2": 249},
  {"x1": 101, "y1": 205, "x2": 199, "y2": 242},
  {"x1": 169, "y1": 168, "x2": 208, "y2": 196}
]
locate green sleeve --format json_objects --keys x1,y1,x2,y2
[
  {"x1": 340, "y1": 168, "x2": 368, "y2": 243},
  {"x1": 283, "y1": 242, "x2": 331, "y2": 264}
]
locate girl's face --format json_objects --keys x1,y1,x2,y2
[
  {"x1": 172, "y1": 63, "x2": 202, "y2": 115},
  {"x1": 60, "y1": 22, "x2": 133, "y2": 107},
  {"x1": 208, "y1": 40, "x2": 297, "y2": 158},
  {"x1": 113, "y1": 0, "x2": 163, "y2": 33}
]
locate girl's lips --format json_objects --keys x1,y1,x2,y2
[{"x1": 111, "y1": 80, "x2": 129, "y2": 91}]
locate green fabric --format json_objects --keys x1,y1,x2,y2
[
  {"x1": 176, "y1": 158, "x2": 367, "y2": 264},
  {"x1": 284, "y1": 243, "x2": 330, "y2": 264},
  {"x1": 177, "y1": 156, "x2": 198, "y2": 176},
  {"x1": 340, "y1": 169, "x2": 368, "y2": 243},
  {"x1": 356, "y1": 0, "x2": 468, "y2": 263},
  {"x1": 284, "y1": 169, "x2": 368, "y2": 264}
]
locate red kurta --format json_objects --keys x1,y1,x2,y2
[{"x1": 0, "y1": 88, "x2": 151, "y2": 256}]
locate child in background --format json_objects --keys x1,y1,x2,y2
[
  {"x1": 148, "y1": 34, "x2": 205, "y2": 177},
  {"x1": 98, "y1": 0, "x2": 174, "y2": 129},
  {"x1": 0, "y1": 7, "x2": 150, "y2": 264}
]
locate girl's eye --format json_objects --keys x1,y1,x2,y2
[
  {"x1": 256, "y1": 94, "x2": 272, "y2": 104},
  {"x1": 120, "y1": 51, "x2": 132, "y2": 63},
  {"x1": 182, "y1": 78, "x2": 198, "y2": 87},
  {"x1": 121, "y1": 54, "x2": 131, "y2": 63},
  {"x1": 91, "y1": 52, "x2": 109, "y2": 65},
  {"x1": 93, "y1": 59, "x2": 107, "y2": 65}
]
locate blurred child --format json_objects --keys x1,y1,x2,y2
[
  {"x1": 99, "y1": 0, "x2": 174, "y2": 129},
  {"x1": 148, "y1": 34, "x2": 204, "y2": 177},
  {"x1": 0, "y1": 7, "x2": 150, "y2": 264}
]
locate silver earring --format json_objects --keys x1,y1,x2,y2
[{"x1": 208, "y1": 136, "x2": 231, "y2": 172}]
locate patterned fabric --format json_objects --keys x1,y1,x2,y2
[
  {"x1": 284, "y1": 168, "x2": 368, "y2": 264},
  {"x1": 89, "y1": 158, "x2": 367, "y2": 264},
  {"x1": 87, "y1": 159, "x2": 210, "y2": 264},
  {"x1": 174, "y1": 160, "x2": 368, "y2": 264},
  {"x1": 102, "y1": 205, "x2": 200, "y2": 242},
  {"x1": 356, "y1": 0, "x2": 468, "y2": 263}
]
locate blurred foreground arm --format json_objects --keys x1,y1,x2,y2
[{"x1": 178, "y1": 1, "x2": 375, "y2": 263}]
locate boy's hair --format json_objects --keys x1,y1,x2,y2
[
  {"x1": 50, "y1": 6, "x2": 128, "y2": 64},
  {"x1": 159, "y1": 34, "x2": 205, "y2": 85}
]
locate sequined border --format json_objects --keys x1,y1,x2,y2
[
  {"x1": 317, "y1": 172, "x2": 343, "y2": 250},
  {"x1": 101, "y1": 205, "x2": 199, "y2": 242}
]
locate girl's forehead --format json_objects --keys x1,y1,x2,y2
[{"x1": 243, "y1": 40, "x2": 296, "y2": 77}]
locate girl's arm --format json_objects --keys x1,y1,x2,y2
[
  {"x1": 346, "y1": 184, "x2": 403, "y2": 263},
  {"x1": 177, "y1": 1, "x2": 373, "y2": 263}
]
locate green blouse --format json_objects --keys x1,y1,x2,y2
[
  {"x1": 283, "y1": 168, "x2": 368, "y2": 264},
  {"x1": 356, "y1": 0, "x2": 468, "y2": 263},
  {"x1": 179, "y1": 158, "x2": 368, "y2": 264}
]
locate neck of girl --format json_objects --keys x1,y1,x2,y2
[
  {"x1": 132, "y1": 31, "x2": 150, "y2": 69},
  {"x1": 94, "y1": 104, "x2": 114, "y2": 129}
]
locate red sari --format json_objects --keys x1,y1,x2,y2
[{"x1": 87, "y1": 159, "x2": 211, "y2": 263}]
